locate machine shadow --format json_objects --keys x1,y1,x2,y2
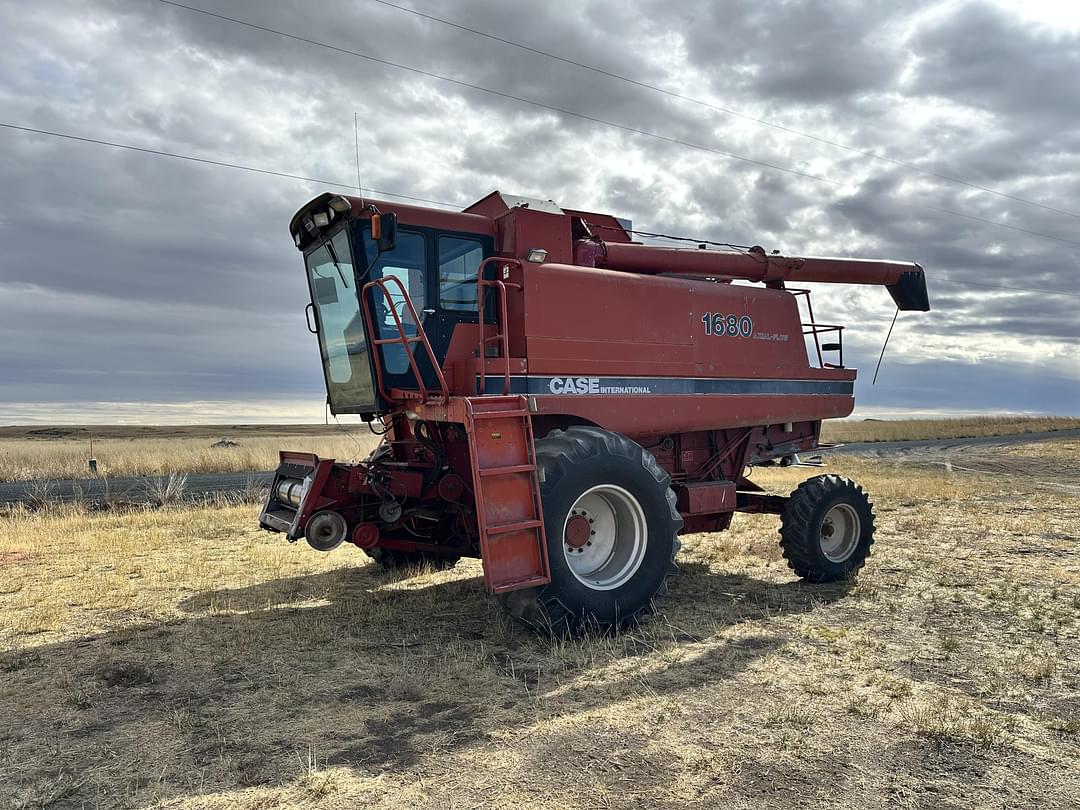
[{"x1": 5, "y1": 560, "x2": 851, "y2": 803}]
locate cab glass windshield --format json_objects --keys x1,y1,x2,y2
[{"x1": 306, "y1": 229, "x2": 375, "y2": 410}]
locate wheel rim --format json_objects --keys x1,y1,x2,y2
[
  {"x1": 819, "y1": 503, "x2": 861, "y2": 563},
  {"x1": 561, "y1": 484, "x2": 648, "y2": 590}
]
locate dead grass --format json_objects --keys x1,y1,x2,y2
[
  {"x1": 822, "y1": 415, "x2": 1080, "y2": 443},
  {"x1": 1, "y1": 446, "x2": 1079, "y2": 808},
  {"x1": 3, "y1": 416, "x2": 1078, "y2": 484},
  {"x1": 0, "y1": 429, "x2": 380, "y2": 482}
]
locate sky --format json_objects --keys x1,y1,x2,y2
[{"x1": 0, "y1": 0, "x2": 1077, "y2": 424}]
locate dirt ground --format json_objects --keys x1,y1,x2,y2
[{"x1": 1, "y1": 444, "x2": 1078, "y2": 808}]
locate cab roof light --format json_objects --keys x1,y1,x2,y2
[
  {"x1": 327, "y1": 195, "x2": 352, "y2": 214},
  {"x1": 526, "y1": 248, "x2": 548, "y2": 264},
  {"x1": 313, "y1": 211, "x2": 330, "y2": 228}
]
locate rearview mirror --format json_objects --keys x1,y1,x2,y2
[{"x1": 371, "y1": 212, "x2": 398, "y2": 253}]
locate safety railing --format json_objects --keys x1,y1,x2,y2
[
  {"x1": 789, "y1": 288, "x2": 845, "y2": 369},
  {"x1": 803, "y1": 322, "x2": 845, "y2": 368},
  {"x1": 475, "y1": 257, "x2": 523, "y2": 396},
  {"x1": 361, "y1": 275, "x2": 449, "y2": 405}
]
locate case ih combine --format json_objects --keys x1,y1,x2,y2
[{"x1": 260, "y1": 191, "x2": 929, "y2": 633}]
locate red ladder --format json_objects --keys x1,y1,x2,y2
[{"x1": 464, "y1": 395, "x2": 550, "y2": 592}]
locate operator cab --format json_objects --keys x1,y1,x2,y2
[{"x1": 291, "y1": 193, "x2": 494, "y2": 419}]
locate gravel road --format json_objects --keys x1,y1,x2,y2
[
  {"x1": 0, "y1": 471, "x2": 274, "y2": 506},
  {"x1": 820, "y1": 427, "x2": 1080, "y2": 457}
]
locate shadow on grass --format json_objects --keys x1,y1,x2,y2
[{"x1": 1, "y1": 560, "x2": 851, "y2": 806}]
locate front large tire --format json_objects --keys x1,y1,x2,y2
[
  {"x1": 503, "y1": 427, "x2": 682, "y2": 635},
  {"x1": 779, "y1": 474, "x2": 875, "y2": 582}
]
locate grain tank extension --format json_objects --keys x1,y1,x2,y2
[{"x1": 259, "y1": 191, "x2": 929, "y2": 633}]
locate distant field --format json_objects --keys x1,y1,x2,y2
[
  {"x1": 821, "y1": 415, "x2": 1080, "y2": 444},
  {"x1": 2, "y1": 446, "x2": 1077, "y2": 807},
  {"x1": 0, "y1": 416, "x2": 1077, "y2": 482},
  {"x1": 0, "y1": 425, "x2": 381, "y2": 482}
]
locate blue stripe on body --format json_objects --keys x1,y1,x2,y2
[{"x1": 476, "y1": 375, "x2": 853, "y2": 396}]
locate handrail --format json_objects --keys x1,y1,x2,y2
[
  {"x1": 802, "y1": 323, "x2": 845, "y2": 368},
  {"x1": 475, "y1": 257, "x2": 523, "y2": 396},
  {"x1": 360, "y1": 275, "x2": 449, "y2": 405},
  {"x1": 788, "y1": 287, "x2": 844, "y2": 369}
]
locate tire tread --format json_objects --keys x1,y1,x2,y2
[
  {"x1": 507, "y1": 426, "x2": 682, "y2": 635},
  {"x1": 779, "y1": 474, "x2": 874, "y2": 582}
]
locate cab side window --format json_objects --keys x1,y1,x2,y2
[{"x1": 438, "y1": 236, "x2": 484, "y2": 311}]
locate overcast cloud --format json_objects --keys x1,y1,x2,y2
[{"x1": 0, "y1": 0, "x2": 1076, "y2": 423}]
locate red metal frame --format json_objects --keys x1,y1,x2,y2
[
  {"x1": 803, "y1": 322, "x2": 845, "y2": 368},
  {"x1": 476, "y1": 257, "x2": 523, "y2": 396},
  {"x1": 789, "y1": 288, "x2": 843, "y2": 368}
]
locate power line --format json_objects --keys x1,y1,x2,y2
[
  {"x1": 4, "y1": 121, "x2": 1075, "y2": 299},
  {"x1": 157, "y1": 0, "x2": 840, "y2": 187},
  {"x1": 0, "y1": 122, "x2": 457, "y2": 208},
  {"x1": 934, "y1": 277, "x2": 1080, "y2": 299},
  {"x1": 156, "y1": 0, "x2": 1080, "y2": 254},
  {"x1": 924, "y1": 206, "x2": 1080, "y2": 248},
  {"x1": 369, "y1": 0, "x2": 1080, "y2": 222}
]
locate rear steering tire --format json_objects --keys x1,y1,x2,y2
[
  {"x1": 779, "y1": 474, "x2": 875, "y2": 582},
  {"x1": 503, "y1": 426, "x2": 682, "y2": 635}
]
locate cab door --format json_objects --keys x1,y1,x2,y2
[
  {"x1": 432, "y1": 231, "x2": 493, "y2": 357},
  {"x1": 363, "y1": 227, "x2": 441, "y2": 393}
]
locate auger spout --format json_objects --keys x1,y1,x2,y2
[{"x1": 586, "y1": 240, "x2": 930, "y2": 311}]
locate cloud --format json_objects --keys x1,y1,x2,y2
[{"x1": 909, "y1": 1, "x2": 1080, "y2": 124}]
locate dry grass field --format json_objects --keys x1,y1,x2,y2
[
  {"x1": 0, "y1": 425, "x2": 379, "y2": 483},
  {"x1": 1, "y1": 442, "x2": 1078, "y2": 808},
  {"x1": 819, "y1": 415, "x2": 1080, "y2": 444},
  {"x1": 1, "y1": 416, "x2": 1078, "y2": 483}
]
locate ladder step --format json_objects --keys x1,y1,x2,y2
[
  {"x1": 491, "y1": 573, "x2": 550, "y2": 593},
  {"x1": 479, "y1": 463, "x2": 536, "y2": 476},
  {"x1": 472, "y1": 409, "x2": 529, "y2": 419},
  {"x1": 486, "y1": 519, "x2": 543, "y2": 535}
]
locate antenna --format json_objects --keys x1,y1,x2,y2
[
  {"x1": 872, "y1": 307, "x2": 900, "y2": 386},
  {"x1": 353, "y1": 112, "x2": 363, "y2": 208}
]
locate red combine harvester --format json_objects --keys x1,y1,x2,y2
[{"x1": 261, "y1": 191, "x2": 929, "y2": 632}]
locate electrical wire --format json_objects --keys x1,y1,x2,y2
[
  {"x1": 583, "y1": 219, "x2": 753, "y2": 251},
  {"x1": 933, "y1": 277, "x2": 1080, "y2": 299},
  {"x1": 155, "y1": 0, "x2": 1080, "y2": 253},
  {"x1": 924, "y1": 206, "x2": 1080, "y2": 248},
  {"x1": 368, "y1": 0, "x2": 1080, "y2": 222},
  {"x1": 3, "y1": 121, "x2": 1074, "y2": 299},
  {"x1": 155, "y1": 0, "x2": 844, "y2": 187},
  {"x1": 0, "y1": 122, "x2": 458, "y2": 208},
  {"x1": 332, "y1": 413, "x2": 369, "y2": 461}
]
